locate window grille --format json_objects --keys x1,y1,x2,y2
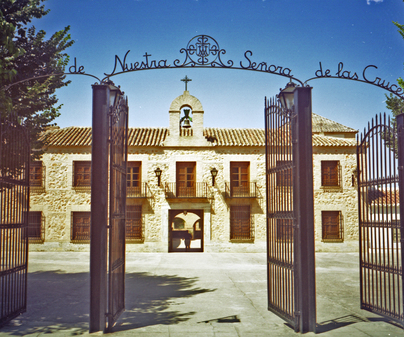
[
  {"x1": 71, "y1": 212, "x2": 91, "y2": 242},
  {"x1": 322, "y1": 211, "x2": 344, "y2": 242},
  {"x1": 29, "y1": 161, "x2": 43, "y2": 187},
  {"x1": 276, "y1": 160, "x2": 293, "y2": 187},
  {"x1": 126, "y1": 205, "x2": 143, "y2": 242},
  {"x1": 28, "y1": 211, "x2": 44, "y2": 243},
  {"x1": 73, "y1": 161, "x2": 91, "y2": 187},
  {"x1": 276, "y1": 218, "x2": 293, "y2": 242},
  {"x1": 230, "y1": 205, "x2": 254, "y2": 241}
]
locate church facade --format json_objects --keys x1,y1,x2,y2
[{"x1": 28, "y1": 90, "x2": 359, "y2": 252}]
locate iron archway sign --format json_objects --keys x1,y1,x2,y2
[{"x1": 68, "y1": 34, "x2": 404, "y2": 100}]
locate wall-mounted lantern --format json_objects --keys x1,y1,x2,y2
[
  {"x1": 277, "y1": 80, "x2": 296, "y2": 110},
  {"x1": 211, "y1": 167, "x2": 218, "y2": 186},
  {"x1": 154, "y1": 167, "x2": 162, "y2": 186}
]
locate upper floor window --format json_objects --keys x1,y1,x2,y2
[
  {"x1": 321, "y1": 161, "x2": 340, "y2": 187},
  {"x1": 127, "y1": 161, "x2": 141, "y2": 188},
  {"x1": 73, "y1": 161, "x2": 91, "y2": 187},
  {"x1": 30, "y1": 161, "x2": 43, "y2": 187},
  {"x1": 230, "y1": 162, "x2": 249, "y2": 196},
  {"x1": 276, "y1": 160, "x2": 292, "y2": 187},
  {"x1": 176, "y1": 162, "x2": 196, "y2": 197}
]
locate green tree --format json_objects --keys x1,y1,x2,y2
[
  {"x1": 383, "y1": 17, "x2": 404, "y2": 154},
  {"x1": 0, "y1": 0, "x2": 74, "y2": 153}
]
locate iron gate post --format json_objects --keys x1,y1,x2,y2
[
  {"x1": 293, "y1": 87, "x2": 316, "y2": 333},
  {"x1": 396, "y1": 113, "x2": 404, "y2": 319},
  {"x1": 90, "y1": 84, "x2": 110, "y2": 332}
]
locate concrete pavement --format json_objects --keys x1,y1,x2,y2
[{"x1": 0, "y1": 252, "x2": 403, "y2": 336}]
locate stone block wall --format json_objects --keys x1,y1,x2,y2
[{"x1": 29, "y1": 143, "x2": 359, "y2": 252}]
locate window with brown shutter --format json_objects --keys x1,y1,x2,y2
[
  {"x1": 230, "y1": 205, "x2": 253, "y2": 241},
  {"x1": 71, "y1": 212, "x2": 91, "y2": 242},
  {"x1": 230, "y1": 162, "x2": 249, "y2": 196},
  {"x1": 321, "y1": 161, "x2": 340, "y2": 187},
  {"x1": 176, "y1": 162, "x2": 196, "y2": 197},
  {"x1": 28, "y1": 211, "x2": 44, "y2": 243},
  {"x1": 126, "y1": 205, "x2": 143, "y2": 242},
  {"x1": 30, "y1": 161, "x2": 43, "y2": 187},
  {"x1": 322, "y1": 211, "x2": 343, "y2": 242},
  {"x1": 74, "y1": 161, "x2": 91, "y2": 187}
]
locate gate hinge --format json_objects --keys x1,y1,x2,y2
[
  {"x1": 399, "y1": 166, "x2": 404, "y2": 171},
  {"x1": 294, "y1": 310, "x2": 301, "y2": 317}
]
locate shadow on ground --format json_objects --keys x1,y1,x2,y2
[
  {"x1": 112, "y1": 273, "x2": 215, "y2": 332},
  {"x1": 1, "y1": 270, "x2": 215, "y2": 336}
]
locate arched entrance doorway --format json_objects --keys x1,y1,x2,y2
[{"x1": 168, "y1": 209, "x2": 203, "y2": 252}]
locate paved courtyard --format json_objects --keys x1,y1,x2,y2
[{"x1": 0, "y1": 252, "x2": 403, "y2": 336}]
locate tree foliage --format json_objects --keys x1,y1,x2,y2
[
  {"x1": 0, "y1": 0, "x2": 74, "y2": 154},
  {"x1": 383, "y1": 12, "x2": 404, "y2": 154}
]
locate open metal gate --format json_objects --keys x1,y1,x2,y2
[
  {"x1": 265, "y1": 87, "x2": 316, "y2": 333},
  {"x1": 357, "y1": 113, "x2": 404, "y2": 325},
  {"x1": 107, "y1": 89, "x2": 128, "y2": 328},
  {"x1": 90, "y1": 83, "x2": 128, "y2": 332},
  {"x1": 265, "y1": 97, "x2": 296, "y2": 327},
  {"x1": 0, "y1": 118, "x2": 30, "y2": 327}
]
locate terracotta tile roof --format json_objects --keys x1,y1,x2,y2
[
  {"x1": 43, "y1": 127, "x2": 168, "y2": 147},
  {"x1": 204, "y1": 128, "x2": 265, "y2": 146},
  {"x1": 312, "y1": 134, "x2": 357, "y2": 147},
  {"x1": 43, "y1": 126, "x2": 356, "y2": 148},
  {"x1": 312, "y1": 113, "x2": 357, "y2": 133},
  {"x1": 44, "y1": 127, "x2": 92, "y2": 146},
  {"x1": 367, "y1": 189, "x2": 400, "y2": 205},
  {"x1": 127, "y1": 128, "x2": 168, "y2": 146}
]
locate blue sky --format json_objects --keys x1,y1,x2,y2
[{"x1": 33, "y1": 0, "x2": 404, "y2": 134}]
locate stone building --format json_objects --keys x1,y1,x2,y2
[{"x1": 28, "y1": 90, "x2": 359, "y2": 252}]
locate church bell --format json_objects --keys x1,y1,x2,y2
[{"x1": 182, "y1": 118, "x2": 192, "y2": 128}]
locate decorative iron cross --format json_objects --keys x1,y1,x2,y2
[{"x1": 181, "y1": 75, "x2": 192, "y2": 91}]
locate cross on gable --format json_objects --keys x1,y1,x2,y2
[{"x1": 181, "y1": 75, "x2": 192, "y2": 91}]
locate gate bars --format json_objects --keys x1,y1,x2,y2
[
  {"x1": 357, "y1": 113, "x2": 404, "y2": 325},
  {"x1": 265, "y1": 87, "x2": 316, "y2": 333},
  {"x1": 108, "y1": 89, "x2": 128, "y2": 328},
  {"x1": 90, "y1": 84, "x2": 128, "y2": 332},
  {"x1": 0, "y1": 119, "x2": 30, "y2": 327}
]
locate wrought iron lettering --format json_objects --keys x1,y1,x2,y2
[
  {"x1": 240, "y1": 51, "x2": 292, "y2": 77},
  {"x1": 69, "y1": 57, "x2": 85, "y2": 74},
  {"x1": 106, "y1": 50, "x2": 170, "y2": 76},
  {"x1": 307, "y1": 62, "x2": 404, "y2": 99},
  {"x1": 63, "y1": 35, "x2": 403, "y2": 99}
]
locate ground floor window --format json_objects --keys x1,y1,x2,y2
[
  {"x1": 28, "y1": 211, "x2": 44, "y2": 243},
  {"x1": 126, "y1": 205, "x2": 143, "y2": 242},
  {"x1": 230, "y1": 205, "x2": 253, "y2": 241},
  {"x1": 322, "y1": 211, "x2": 343, "y2": 242},
  {"x1": 71, "y1": 212, "x2": 91, "y2": 242}
]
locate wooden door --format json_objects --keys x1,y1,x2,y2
[{"x1": 176, "y1": 162, "x2": 196, "y2": 197}]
